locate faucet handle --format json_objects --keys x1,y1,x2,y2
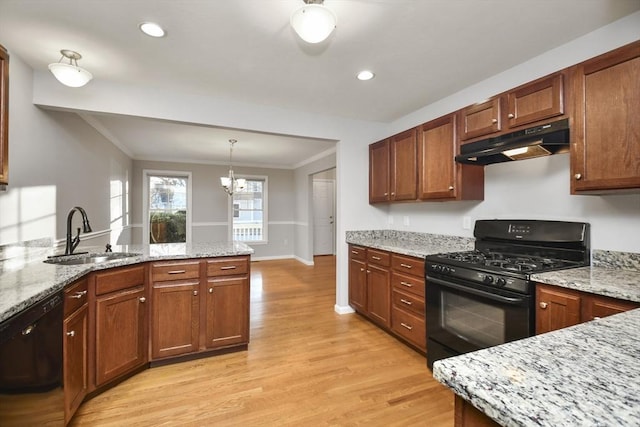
[{"x1": 105, "y1": 244, "x2": 112, "y2": 253}]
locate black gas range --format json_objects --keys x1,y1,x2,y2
[{"x1": 426, "y1": 219, "x2": 590, "y2": 369}]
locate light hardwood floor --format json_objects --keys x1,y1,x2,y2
[{"x1": 71, "y1": 256, "x2": 454, "y2": 426}]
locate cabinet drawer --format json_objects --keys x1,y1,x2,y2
[
  {"x1": 367, "y1": 249, "x2": 390, "y2": 267},
  {"x1": 151, "y1": 260, "x2": 200, "y2": 282},
  {"x1": 392, "y1": 289, "x2": 425, "y2": 317},
  {"x1": 349, "y1": 245, "x2": 366, "y2": 261},
  {"x1": 206, "y1": 257, "x2": 249, "y2": 277},
  {"x1": 391, "y1": 306, "x2": 426, "y2": 351},
  {"x1": 95, "y1": 265, "x2": 145, "y2": 296},
  {"x1": 64, "y1": 278, "x2": 88, "y2": 316},
  {"x1": 391, "y1": 254, "x2": 424, "y2": 277},
  {"x1": 391, "y1": 272, "x2": 425, "y2": 298}
]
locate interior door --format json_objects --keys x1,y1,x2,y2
[{"x1": 313, "y1": 178, "x2": 335, "y2": 255}]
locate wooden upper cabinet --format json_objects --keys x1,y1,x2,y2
[
  {"x1": 389, "y1": 128, "x2": 418, "y2": 201},
  {"x1": 459, "y1": 98, "x2": 502, "y2": 140},
  {"x1": 506, "y1": 72, "x2": 564, "y2": 128},
  {"x1": 571, "y1": 40, "x2": 640, "y2": 194},
  {"x1": 0, "y1": 44, "x2": 8, "y2": 187},
  {"x1": 369, "y1": 139, "x2": 391, "y2": 203},
  {"x1": 419, "y1": 114, "x2": 484, "y2": 201}
]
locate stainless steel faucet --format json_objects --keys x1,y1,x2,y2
[{"x1": 65, "y1": 206, "x2": 92, "y2": 255}]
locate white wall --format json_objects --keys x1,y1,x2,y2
[{"x1": 0, "y1": 51, "x2": 133, "y2": 249}]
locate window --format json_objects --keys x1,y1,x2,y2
[
  {"x1": 143, "y1": 172, "x2": 191, "y2": 245},
  {"x1": 230, "y1": 177, "x2": 266, "y2": 242}
]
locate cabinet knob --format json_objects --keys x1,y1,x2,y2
[
  {"x1": 539, "y1": 302, "x2": 548, "y2": 309},
  {"x1": 593, "y1": 316, "x2": 601, "y2": 321},
  {"x1": 448, "y1": 186, "x2": 454, "y2": 190},
  {"x1": 209, "y1": 288, "x2": 214, "y2": 293},
  {"x1": 66, "y1": 331, "x2": 75, "y2": 337},
  {"x1": 193, "y1": 290, "x2": 199, "y2": 296},
  {"x1": 384, "y1": 192, "x2": 388, "y2": 196},
  {"x1": 139, "y1": 297, "x2": 146, "y2": 303},
  {"x1": 366, "y1": 270, "x2": 371, "y2": 274},
  {"x1": 391, "y1": 192, "x2": 395, "y2": 196},
  {"x1": 574, "y1": 173, "x2": 582, "y2": 180},
  {"x1": 492, "y1": 118, "x2": 498, "y2": 124},
  {"x1": 360, "y1": 268, "x2": 365, "y2": 272},
  {"x1": 507, "y1": 113, "x2": 515, "y2": 119}
]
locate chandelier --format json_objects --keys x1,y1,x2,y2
[{"x1": 220, "y1": 139, "x2": 246, "y2": 196}]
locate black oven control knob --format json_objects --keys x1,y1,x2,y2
[
  {"x1": 496, "y1": 277, "x2": 507, "y2": 287},
  {"x1": 443, "y1": 266, "x2": 452, "y2": 274},
  {"x1": 434, "y1": 265, "x2": 443, "y2": 273},
  {"x1": 483, "y1": 275, "x2": 494, "y2": 284}
]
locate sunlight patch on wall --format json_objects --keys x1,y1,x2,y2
[{"x1": 0, "y1": 186, "x2": 57, "y2": 244}]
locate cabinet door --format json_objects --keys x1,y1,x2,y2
[
  {"x1": 582, "y1": 294, "x2": 639, "y2": 322},
  {"x1": 506, "y1": 73, "x2": 564, "y2": 128},
  {"x1": 151, "y1": 281, "x2": 200, "y2": 359},
  {"x1": 390, "y1": 129, "x2": 417, "y2": 201},
  {"x1": 95, "y1": 286, "x2": 147, "y2": 386},
  {"x1": 349, "y1": 257, "x2": 367, "y2": 312},
  {"x1": 367, "y1": 264, "x2": 391, "y2": 327},
  {"x1": 369, "y1": 139, "x2": 390, "y2": 203},
  {"x1": 418, "y1": 114, "x2": 457, "y2": 200},
  {"x1": 63, "y1": 304, "x2": 87, "y2": 424},
  {"x1": 572, "y1": 41, "x2": 640, "y2": 193},
  {"x1": 204, "y1": 277, "x2": 249, "y2": 349},
  {"x1": 536, "y1": 284, "x2": 581, "y2": 334},
  {"x1": 459, "y1": 98, "x2": 501, "y2": 140}
]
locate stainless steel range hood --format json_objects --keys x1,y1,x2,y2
[{"x1": 455, "y1": 118, "x2": 569, "y2": 165}]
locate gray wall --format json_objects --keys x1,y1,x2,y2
[
  {"x1": 131, "y1": 160, "x2": 296, "y2": 260},
  {"x1": 0, "y1": 51, "x2": 133, "y2": 248}
]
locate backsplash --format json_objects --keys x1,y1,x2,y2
[{"x1": 592, "y1": 250, "x2": 640, "y2": 272}]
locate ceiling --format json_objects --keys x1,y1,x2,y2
[{"x1": 0, "y1": 1, "x2": 638, "y2": 168}]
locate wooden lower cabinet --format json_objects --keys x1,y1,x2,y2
[
  {"x1": 536, "y1": 283, "x2": 639, "y2": 334},
  {"x1": 454, "y1": 395, "x2": 500, "y2": 427},
  {"x1": 63, "y1": 278, "x2": 88, "y2": 424},
  {"x1": 92, "y1": 265, "x2": 147, "y2": 388},
  {"x1": 205, "y1": 276, "x2": 249, "y2": 349},
  {"x1": 348, "y1": 245, "x2": 426, "y2": 353}
]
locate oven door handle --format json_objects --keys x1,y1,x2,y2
[{"x1": 427, "y1": 276, "x2": 528, "y2": 305}]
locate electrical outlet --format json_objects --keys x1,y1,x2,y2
[
  {"x1": 388, "y1": 216, "x2": 394, "y2": 225},
  {"x1": 463, "y1": 216, "x2": 471, "y2": 230},
  {"x1": 403, "y1": 216, "x2": 410, "y2": 227}
]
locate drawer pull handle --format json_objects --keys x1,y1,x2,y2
[
  {"x1": 400, "y1": 281, "x2": 413, "y2": 288},
  {"x1": 400, "y1": 322, "x2": 413, "y2": 331},
  {"x1": 69, "y1": 290, "x2": 87, "y2": 299},
  {"x1": 400, "y1": 298, "x2": 412, "y2": 306},
  {"x1": 66, "y1": 331, "x2": 75, "y2": 337},
  {"x1": 220, "y1": 266, "x2": 237, "y2": 270},
  {"x1": 168, "y1": 270, "x2": 186, "y2": 274},
  {"x1": 351, "y1": 250, "x2": 359, "y2": 255},
  {"x1": 371, "y1": 256, "x2": 381, "y2": 260},
  {"x1": 539, "y1": 302, "x2": 548, "y2": 309},
  {"x1": 400, "y1": 263, "x2": 412, "y2": 269}
]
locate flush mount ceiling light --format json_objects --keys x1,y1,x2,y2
[
  {"x1": 48, "y1": 50, "x2": 93, "y2": 87},
  {"x1": 220, "y1": 139, "x2": 247, "y2": 196},
  {"x1": 357, "y1": 70, "x2": 375, "y2": 81},
  {"x1": 290, "y1": 0, "x2": 337, "y2": 44},
  {"x1": 139, "y1": 22, "x2": 165, "y2": 37}
]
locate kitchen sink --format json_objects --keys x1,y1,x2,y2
[{"x1": 44, "y1": 252, "x2": 141, "y2": 266}]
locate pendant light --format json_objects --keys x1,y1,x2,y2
[
  {"x1": 290, "y1": 0, "x2": 337, "y2": 44},
  {"x1": 48, "y1": 50, "x2": 93, "y2": 87},
  {"x1": 220, "y1": 139, "x2": 247, "y2": 196}
]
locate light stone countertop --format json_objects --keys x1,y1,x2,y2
[
  {"x1": 0, "y1": 242, "x2": 253, "y2": 323},
  {"x1": 432, "y1": 308, "x2": 640, "y2": 427},
  {"x1": 345, "y1": 230, "x2": 474, "y2": 258}
]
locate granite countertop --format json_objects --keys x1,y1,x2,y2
[
  {"x1": 0, "y1": 242, "x2": 254, "y2": 323},
  {"x1": 432, "y1": 308, "x2": 640, "y2": 426},
  {"x1": 531, "y1": 266, "x2": 640, "y2": 303},
  {"x1": 345, "y1": 230, "x2": 474, "y2": 258}
]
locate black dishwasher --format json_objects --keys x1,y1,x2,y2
[{"x1": 0, "y1": 291, "x2": 64, "y2": 425}]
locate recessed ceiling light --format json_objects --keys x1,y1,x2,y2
[
  {"x1": 139, "y1": 22, "x2": 165, "y2": 38},
  {"x1": 357, "y1": 70, "x2": 375, "y2": 81}
]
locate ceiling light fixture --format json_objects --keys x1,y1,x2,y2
[
  {"x1": 290, "y1": 0, "x2": 337, "y2": 44},
  {"x1": 139, "y1": 22, "x2": 165, "y2": 37},
  {"x1": 357, "y1": 70, "x2": 375, "y2": 81},
  {"x1": 220, "y1": 139, "x2": 246, "y2": 196},
  {"x1": 48, "y1": 50, "x2": 93, "y2": 87}
]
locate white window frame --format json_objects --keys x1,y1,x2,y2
[
  {"x1": 142, "y1": 170, "x2": 192, "y2": 246},
  {"x1": 228, "y1": 175, "x2": 268, "y2": 244}
]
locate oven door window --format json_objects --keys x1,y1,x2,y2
[{"x1": 441, "y1": 292, "x2": 505, "y2": 348}]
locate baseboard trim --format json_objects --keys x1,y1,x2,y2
[{"x1": 334, "y1": 304, "x2": 355, "y2": 315}]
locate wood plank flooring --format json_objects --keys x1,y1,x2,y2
[{"x1": 71, "y1": 256, "x2": 454, "y2": 426}]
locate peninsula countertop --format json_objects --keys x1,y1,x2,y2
[
  {"x1": 432, "y1": 308, "x2": 640, "y2": 426},
  {"x1": 0, "y1": 242, "x2": 254, "y2": 323}
]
